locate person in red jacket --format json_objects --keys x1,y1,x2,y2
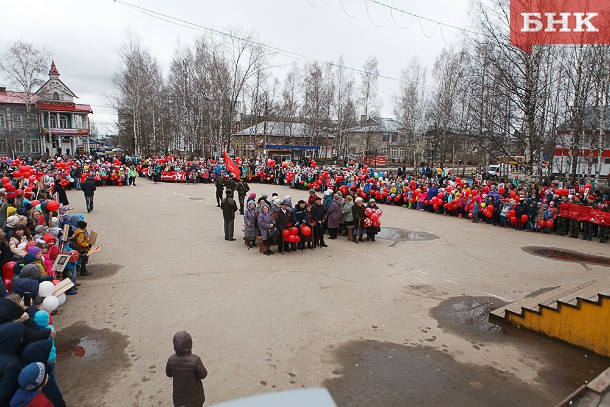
[{"x1": 10, "y1": 362, "x2": 54, "y2": 407}]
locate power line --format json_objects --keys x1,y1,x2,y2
[{"x1": 113, "y1": 0, "x2": 405, "y2": 84}]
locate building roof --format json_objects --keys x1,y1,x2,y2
[
  {"x1": 347, "y1": 117, "x2": 404, "y2": 133},
  {"x1": 49, "y1": 60, "x2": 60, "y2": 77},
  {"x1": 0, "y1": 91, "x2": 37, "y2": 105},
  {"x1": 235, "y1": 121, "x2": 333, "y2": 138},
  {"x1": 36, "y1": 102, "x2": 93, "y2": 114}
]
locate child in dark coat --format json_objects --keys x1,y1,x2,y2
[{"x1": 166, "y1": 331, "x2": 208, "y2": 407}]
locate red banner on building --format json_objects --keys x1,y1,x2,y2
[
  {"x1": 510, "y1": 0, "x2": 610, "y2": 53},
  {"x1": 559, "y1": 203, "x2": 610, "y2": 225}
]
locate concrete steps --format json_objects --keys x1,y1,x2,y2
[{"x1": 489, "y1": 282, "x2": 610, "y2": 357}]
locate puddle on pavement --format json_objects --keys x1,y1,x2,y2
[
  {"x1": 324, "y1": 340, "x2": 556, "y2": 407},
  {"x1": 431, "y1": 296, "x2": 507, "y2": 340},
  {"x1": 522, "y1": 246, "x2": 610, "y2": 267},
  {"x1": 428, "y1": 296, "x2": 610, "y2": 401},
  {"x1": 377, "y1": 227, "x2": 439, "y2": 246},
  {"x1": 56, "y1": 321, "x2": 130, "y2": 407},
  {"x1": 84, "y1": 263, "x2": 123, "y2": 280}
]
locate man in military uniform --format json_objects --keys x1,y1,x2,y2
[
  {"x1": 599, "y1": 197, "x2": 609, "y2": 243},
  {"x1": 569, "y1": 194, "x2": 582, "y2": 238},
  {"x1": 555, "y1": 195, "x2": 569, "y2": 236},
  {"x1": 224, "y1": 173, "x2": 237, "y2": 193},
  {"x1": 236, "y1": 179, "x2": 250, "y2": 215},
  {"x1": 215, "y1": 176, "x2": 224, "y2": 207}
]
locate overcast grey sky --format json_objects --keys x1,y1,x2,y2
[{"x1": 0, "y1": 0, "x2": 473, "y2": 134}]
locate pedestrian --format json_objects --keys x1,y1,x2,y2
[
  {"x1": 309, "y1": 197, "x2": 327, "y2": 248},
  {"x1": 326, "y1": 194, "x2": 342, "y2": 240},
  {"x1": 166, "y1": 331, "x2": 208, "y2": 407},
  {"x1": 214, "y1": 176, "x2": 224, "y2": 207},
  {"x1": 257, "y1": 204, "x2": 275, "y2": 255},
  {"x1": 81, "y1": 176, "x2": 96, "y2": 213},
  {"x1": 276, "y1": 200, "x2": 292, "y2": 254},
  {"x1": 352, "y1": 197, "x2": 365, "y2": 243},
  {"x1": 73, "y1": 220, "x2": 91, "y2": 276},
  {"x1": 243, "y1": 200, "x2": 258, "y2": 249},
  {"x1": 342, "y1": 195, "x2": 354, "y2": 240},
  {"x1": 220, "y1": 189, "x2": 238, "y2": 241}
]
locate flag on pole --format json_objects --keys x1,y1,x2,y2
[{"x1": 224, "y1": 152, "x2": 241, "y2": 180}]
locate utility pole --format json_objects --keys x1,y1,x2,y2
[{"x1": 262, "y1": 100, "x2": 268, "y2": 160}]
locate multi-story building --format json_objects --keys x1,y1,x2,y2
[
  {"x1": 344, "y1": 117, "x2": 407, "y2": 162},
  {"x1": 0, "y1": 61, "x2": 93, "y2": 157},
  {"x1": 234, "y1": 121, "x2": 334, "y2": 161}
]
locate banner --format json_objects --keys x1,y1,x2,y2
[
  {"x1": 559, "y1": 203, "x2": 610, "y2": 225},
  {"x1": 510, "y1": 0, "x2": 610, "y2": 53},
  {"x1": 224, "y1": 152, "x2": 241, "y2": 180}
]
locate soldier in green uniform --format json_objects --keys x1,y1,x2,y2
[
  {"x1": 583, "y1": 195, "x2": 596, "y2": 241},
  {"x1": 215, "y1": 176, "x2": 224, "y2": 207},
  {"x1": 555, "y1": 195, "x2": 569, "y2": 236},
  {"x1": 598, "y1": 197, "x2": 609, "y2": 244},
  {"x1": 235, "y1": 179, "x2": 250, "y2": 215},
  {"x1": 569, "y1": 194, "x2": 582, "y2": 238},
  {"x1": 224, "y1": 173, "x2": 237, "y2": 193}
]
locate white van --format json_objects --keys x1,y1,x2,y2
[{"x1": 488, "y1": 164, "x2": 501, "y2": 176}]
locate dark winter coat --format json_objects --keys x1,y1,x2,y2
[
  {"x1": 166, "y1": 331, "x2": 207, "y2": 407},
  {"x1": 81, "y1": 179, "x2": 96, "y2": 196},
  {"x1": 54, "y1": 183, "x2": 69, "y2": 206},
  {"x1": 352, "y1": 203, "x2": 365, "y2": 233},
  {"x1": 21, "y1": 340, "x2": 66, "y2": 407},
  {"x1": 220, "y1": 197, "x2": 237, "y2": 220},
  {"x1": 291, "y1": 206, "x2": 308, "y2": 227},
  {"x1": 0, "y1": 323, "x2": 24, "y2": 406},
  {"x1": 276, "y1": 209, "x2": 292, "y2": 230},
  {"x1": 310, "y1": 203, "x2": 325, "y2": 224},
  {"x1": 326, "y1": 199, "x2": 342, "y2": 229}
]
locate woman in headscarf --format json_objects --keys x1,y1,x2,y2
[
  {"x1": 257, "y1": 204, "x2": 275, "y2": 256},
  {"x1": 352, "y1": 197, "x2": 365, "y2": 243},
  {"x1": 326, "y1": 194, "x2": 342, "y2": 240},
  {"x1": 243, "y1": 200, "x2": 258, "y2": 249}
]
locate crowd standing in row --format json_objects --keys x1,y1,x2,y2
[{"x1": 140, "y1": 156, "x2": 609, "y2": 245}]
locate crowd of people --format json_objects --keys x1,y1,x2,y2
[
  {"x1": 175, "y1": 156, "x2": 608, "y2": 248},
  {"x1": 0, "y1": 156, "x2": 95, "y2": 406}
]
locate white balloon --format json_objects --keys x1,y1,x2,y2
[
  {"x1": 38, "y1": 281, "x2": 55, "y2": 298},
  {"x1": 42, "y1": 296, "x2": 59, "y2": 312},
  {"x1": 57, "y1": 293, "x2": 66, "y2": 306}
]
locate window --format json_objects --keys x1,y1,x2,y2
[
  {"x1": 0, "y1": 139, "x2": 7, "y2": 152},
  {"x1": 50, "y1": 116, "x2": 57, "y2": 128},
  {"x1": 59, "y1": 116, "x2": 67, "y2": 129},
  {"x1": 15, "y1": 139, "x2": 24, "y2": 153},
  {"x1": 382, "y1": 134, "x2": 389, "y2": 142},
  {"x1": 391, "y1": 147, "x2": 398, "y2": 159},
  {"x1": 399, "y1": 148, "x2": 405, "y2": 157},
  {"x1": 381, "y1": 147, "x2": 388, "y2": 155},
  {"x1": 13, "y1": 114, "x2": 23, "y2": 128},
  {"x1": 391, "y1": 134, "x2": 398, "y2": 143},
  {"x1": 53, "y1": 92, "x2": 59, "y2": 100},
  {"x1": 30, "y1": 139, "x2": 40, "y2": 153},
  {"x1": 74, "y1": 115, "x2": 83, "y2": 129},
  {"x1": 0, "y1": 113, "x2": 5, "y2": 128}
]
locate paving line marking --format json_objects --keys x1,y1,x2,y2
[
  {"x1": 415, "y1": 270, "x2": 430, "y2": 275},
  {"x1": 482, "y1": 292, "x2": 512, "y2": 302},
  {"x1": 443, "y1": 279, "x2": 460, "y2": 285}
]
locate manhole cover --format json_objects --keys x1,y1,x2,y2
[
  {"x1": 522, "y1": 246, "x2": 610, "y2": 267},
  {"x1": 377, "y1": 227, "x2": 439, "y2": 244}
]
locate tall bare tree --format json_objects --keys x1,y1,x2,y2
[
  {"x1": 0, "y1": 40, "x2": 48, "y2": 154},
  {"x1": 359, "y1": 56, "x2": 379, "y2": 153}
]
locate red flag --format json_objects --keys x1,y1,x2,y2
[{"x1": 224, "y1": 152, "x2": 240, "y2": 180}]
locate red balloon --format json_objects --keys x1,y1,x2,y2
[
  {"x1": 47, "y1": 200, "x2": 60, "y2": 212},
  {"x1": 69, "y1": 251, "x2": 80, "y2": 262},
  {"x1": 510, "y1": 216, "x2": 518, "y2": 224},
  {"x1": 301, "y1": 226, "x2": 312, "y2": 236},
  {"x1": 468, "y1": 212, "x2": 473, "y2": 218},
  {"x1": 294, "y1": 235, "x2": 301, "y2": 243},
  {"x1": 487, "y1": 205, "x2": 494, "y2": 212},
  {"x1": 288, "y1": 234, "x2": 297, "y2": 243},
  {"x1": 2, "y1": 261, "x2": 16, "y2": 280},
  {"x1": 364, "y1": 208, "x2": 373, "y2": 217},
  {"x1": 545, "y1": 220, "x2": 554, "y2": 228},
  {"x1": 456, "y1": 177, "x2": 461, "y2": 183},
  {"x1": 521, "y1": 214, "x2": 528, "y2": 223},
  {"x1": 370, "y1": 213, "x2": 379, "y2": 222},
  {"x1": 508, "y1": 210, "x2": 516, "y2": 218},
  {"x1": 1, "y1": 177, "x2": 8, "y2": 184},
  {"x1": 13, "y1": 171, "x2": 21, "y2": 178},
  {"x1": 290, "y1": 227, "x2": 298, "y2": 236},
  {"x1": 437, "y1": 192, "x2": 444, "y2": 199},
  {"x1": 510, "y1": 190, "x2": 517, "y2": 198},
  {"x1": 498, "y1": 187, "x2": 506, "y2": 194},
  {"x1": 485, "y1": 211, "x2": 493, "y2": 218}
]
